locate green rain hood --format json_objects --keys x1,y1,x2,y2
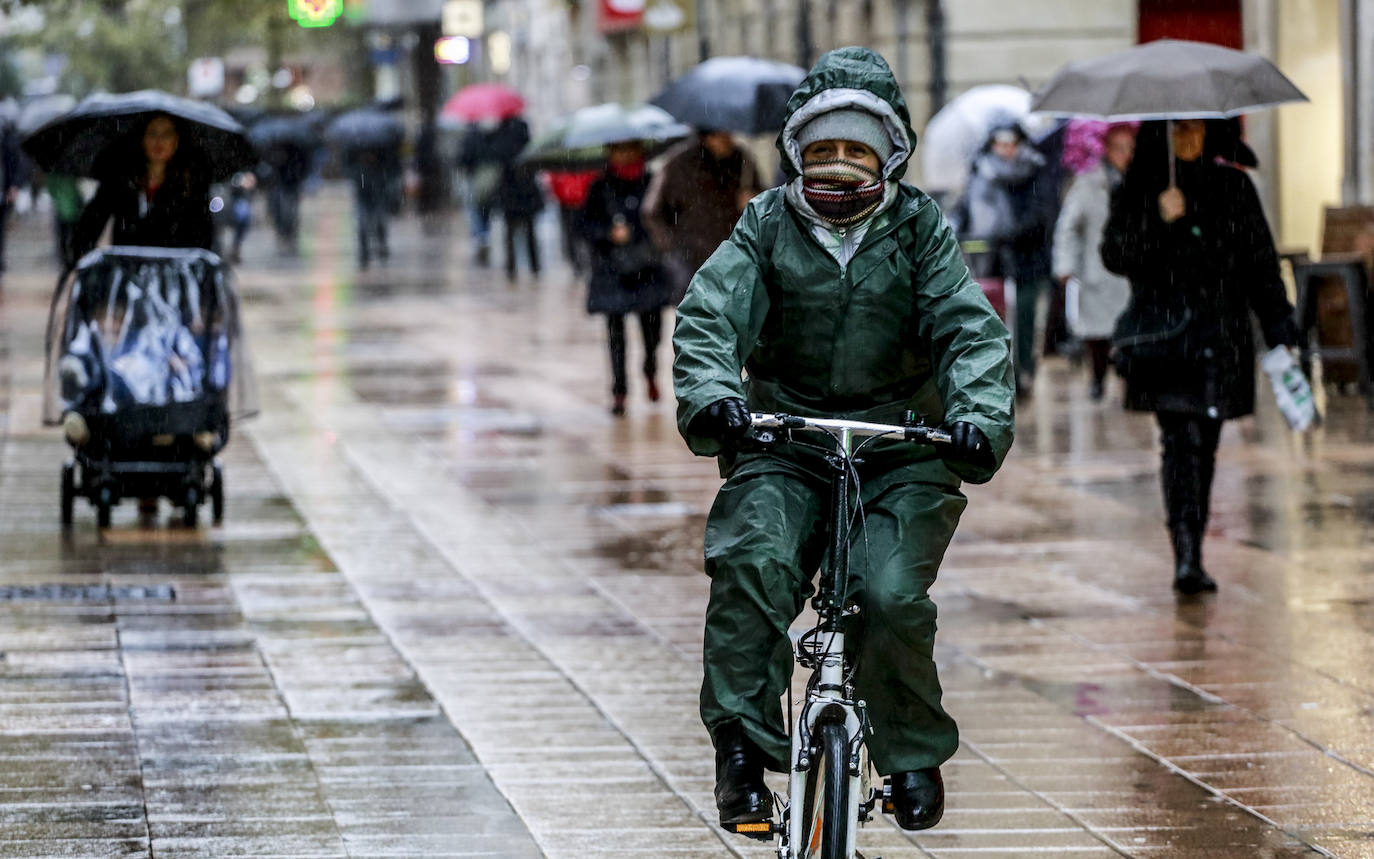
[{"x1": 672, "y1": 46, "x2": 1015, "y2": 485}]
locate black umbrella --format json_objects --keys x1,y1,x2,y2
[
  {"x1": 651, "y1": 56, "x2": 806, "y2": 134},
  {"x1": 323, "y1": 108, "x2": 404, "y2": 152},
  {"x1": 20, "y1": 89, "x2": 255, "y2": 181},
  {"x1": 248, "y1": 114, "x2": 322, "y2": 154}
]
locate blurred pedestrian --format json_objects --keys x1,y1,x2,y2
[
  {"x1": 497, "y1": 156, "x2": 544, "y2": 281},
  {"x1": 347, "y1": 145, "x2": 400, "y2": 269},
  {"x1": 223, "y1": 170, "x2": 256, "y2": 264},
  {"x1": 413, "y1": 122, "x2": 448, "y2": 215},
  {"x1": 546, "y1": 168, "x2": 599, "y2": 275},
  {"x1": 1101, "y1": 119, "x2": 1299, "y2": 595},
  {"x1": 72, "y1": 113, "x2": 214, "y2": 263},
  {"x1": 457, "y1": 119, "x2": 503, "y2": 265},
  {"x1": 45, "y1": 172, "x2": 86, "y2": 267},
  {"x1": 1052, "y1": 121, "x2": 1136, "y2": 400},
  {"x1": 578, "y1": 140, "x2": 672, "y2": 416},
  {"x1": 261, "y1": 141, "x2": 310, "y2": 254},
  {"x1": 0, "y1": 118, "x2": 21, "y2": 273},
  {"x1": 643, "y1": 129, "x2": 766, "y2": 303},
  {"x1": 951, "y1": 123, "x2": 1056, "y2": 399}
]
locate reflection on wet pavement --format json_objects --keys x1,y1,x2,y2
[{"x1": 3, "y1": 184, "x2": 1373, "y2": 856}]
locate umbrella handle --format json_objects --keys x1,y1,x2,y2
[{"x1": 1166, "y1": 118, "x2": 1175, "y2": 189}]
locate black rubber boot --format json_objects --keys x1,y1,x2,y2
[
  {"x1": 1158, "y1": 413, "x2": 1221, "y2": 595},
  {"x1": 1170, "y1": 522, "x2": 1217, "y2": 595},
  {"x1": 712, "y1": 720, "x2": 773, "y2": 826},
  {"x1": 888, "y1": 767, "x2": 944, "y2": 830}
]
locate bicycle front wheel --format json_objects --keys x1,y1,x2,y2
[{"x1": 797, "y1": 721, "x2": 851, "y2": 859}]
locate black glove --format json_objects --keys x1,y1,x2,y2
[
  {"x1": 689, "y1": 397, "x2": 751, "y2": 445},
  {"x1": 1266, "y1": 314, "x2": 1301, "y2": 350},
  {"x1": 943, "y1": 421, "x2": 996, "y2": 472}
]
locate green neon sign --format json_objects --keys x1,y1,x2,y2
[{"x1": 288, "y1": 0, "x2": 343, "y2": 27}]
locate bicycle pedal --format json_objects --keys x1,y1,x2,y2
[{"x1": 722, "y1": 820, "x2": 776, "y2": 841}]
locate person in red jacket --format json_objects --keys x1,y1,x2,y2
[{"x1": 546, "y1": 168, "x2": 600, "y2": 275}]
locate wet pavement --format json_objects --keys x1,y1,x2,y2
[{"x1": 2, "y1": 184, "x2": 1373, "y2": 857}]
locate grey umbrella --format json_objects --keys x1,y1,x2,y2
[
  {"x1": 1030, "y1": 39, "x2": 1306, "y2": 184},
  {"x1": 651, "y1": 56, "x2": 806, "y2": 134},
  {"x1": 1030, "y1": 39, "x2": 1307, "y2": 120}
]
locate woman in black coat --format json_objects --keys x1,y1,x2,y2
[
  {"x1": 72, "y1": 113, "x2": 214, "y2": 264},
  {"x1": 577, "y1": 140, "x2": 672, "y2": 416},
  {"x1": 1101, "y1": 119, "x2": 1298, "y2": 595}
]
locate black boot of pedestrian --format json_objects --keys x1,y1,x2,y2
[
  {"x1": 1170, "y1": 522, "x2": 1216, "y2": 595},
  {"x1": 712, "y1": 720, "x2": 773, "y2": 826},
  {"x1": 888, "y1": 767, "x2": 944, "y2": 830}
]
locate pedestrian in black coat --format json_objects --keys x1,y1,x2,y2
[
  {"x1": 348, "y1": 145, "x2": 400, "y2": 268},
  {"x1": 72, "y1": 113, "x2": 214, "y2": 264},
  {"x1": 1101, "y1": 119, "x2": 1299, "y2": 595},
  {"x1": 577, "y1": 141, "x2": 672, "y2": 416},
  {"x1": 0, "y1": 120, "x2": 22, "y2": 272},
  {"x1": 497, "y1": 158, "x2": 544, "y2": 280}
]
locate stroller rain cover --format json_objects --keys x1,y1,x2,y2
[{"x1": 42, "y1": 246, "x2": 259, "y2": 428}]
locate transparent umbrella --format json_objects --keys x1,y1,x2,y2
[
  {"x1": 519, "y1": 103, "x2": 690, "y2": 168},
  {"x1": 919, "y1": 85, "x2": 1031, "y2": 197}
]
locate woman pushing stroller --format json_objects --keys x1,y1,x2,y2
[{"x1": 27, "y1": 95, "x2": 258, "y2": 527}]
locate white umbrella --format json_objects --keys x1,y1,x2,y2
[{"x1": 920, "y1": 85, "x2": 1030, "y2": 196}]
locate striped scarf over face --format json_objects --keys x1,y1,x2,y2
[{"x1": 801, "y1": 159, "x2": 884, "y2": 226}]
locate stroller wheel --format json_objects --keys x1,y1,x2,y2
[
  {"x1": 183, "y1": 487, "x2": 199, "y2": 528},
  {"x1": 61, "y1": 461, "x2": 76, "y2": 527},
  {"x1": 210, "y1": 463, "x2": 225, "y2": 525}
]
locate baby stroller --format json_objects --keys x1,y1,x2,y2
[{"x1": 42, "y1": 246, "x2": 258, "y2": 527}]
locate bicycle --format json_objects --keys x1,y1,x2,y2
[{"x1": 721, "y1": 411, "x2": 957, "y2": 859}]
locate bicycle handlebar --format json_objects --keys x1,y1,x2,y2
[{"x1": 749, "y1": 412, "x2": 954, "y2": 448}]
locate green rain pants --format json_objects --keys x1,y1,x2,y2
[{"x1": 700, "y1": 466, "x2": 967, "y2": 776}]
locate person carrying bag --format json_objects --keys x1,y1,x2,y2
[{"x1": 1102, "y1": 119, "x2": 1301, "y2": 595}]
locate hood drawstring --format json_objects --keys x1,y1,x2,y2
[{"x1": 801, "y1": 159, "x2": 884, "y2": 226}]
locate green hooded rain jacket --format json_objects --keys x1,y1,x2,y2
[{"x1": 672, "y1": 47, "x2": 1015, "y2": 776}]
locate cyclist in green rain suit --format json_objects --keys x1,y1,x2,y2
[{"x1": 672, "y1": 46, "x2": 1015, "y2": 833}]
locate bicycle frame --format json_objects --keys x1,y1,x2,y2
[{"x1": 746, "y1": 413, "x2": 951, "y2": 859}]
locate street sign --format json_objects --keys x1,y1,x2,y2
[{"x1": 442, "y1": 0, "x2": 483, "y2": 38}]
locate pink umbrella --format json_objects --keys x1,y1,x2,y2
[{"x1": 441, "y1": 83, "x2": 526, "y2": 122}]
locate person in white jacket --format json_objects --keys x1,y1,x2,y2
[{"x1": 1052, "y1": 124, "x2": 1136, "y2": 400}]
